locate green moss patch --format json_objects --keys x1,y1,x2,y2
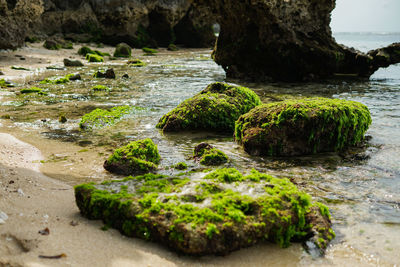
[
  {"x1": 0, "y1": 79, "x2": 15, "y2": 88},
  {"x1": 173, "y1": 162, "x2": 188, "y2": 170},
  {"x1": 91, "y1": 85, "x2": 111, "y2": 92},
  {"x1": 193, "y1": 143, "x2": 228, "y2": 166},
  {"x1": 142, "y1": 47, "x2": 157, "y2": 55},
  {"x1": 128, "y1": 59, "x2": 146, "y2": 67},
  {"x1": 235, "y1": 97, "x2": 372, "y2": 156},
  {"x1": 78, "y1": 46, "x2": 94, "y2": 56},
  {"x1": 40, "y1": 73, "x2": 77, "y2": 85},
  {"x1": 157, "y1": 82, "x2": 261, "y2": 133},
  {"x1": 86, "y1": 53, "x2": 104, "y2": 63},
  {"x1": 20, "y1": 87, "x2": 47, "y2": 95},
  {"x1": 75, "y1": 168, "x2": 333, "y2": 255},
  {"x1": 103, "y1": 138, "x2": 161, "y2": 175},
  {"x1": 79, "y1": 106, "x2": 131, "y2": 129}
]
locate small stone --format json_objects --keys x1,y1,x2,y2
[
  {"x1": 0, "y1": 71, "x2": 4, "y2": 75},
  {"x1": 122, "y1": 74, "x2": 129, "y2": 79},
  {"x1": 64, "y1": 58, "x2": 84, "y2": 67},
  {"x1": 68, "y1": 74, "x2": 81, "y2": 81},
  {"x1": 17, "y1": 188, "x2": 24, "y2": 196}
]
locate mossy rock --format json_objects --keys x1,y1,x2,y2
[
  {"x1": 74, "y1": 168, "x2": 334, "y2": 255},
  {"x1": 103, "y1": 138, "x2": 160, "y2": 176},
  {"x1": 167, "y1": 44, "x2": 179, "y2": 51},
  {"x1": 142, "y1": 47, "x2": 157, "y2": 55},
  {"x1": 40, "y1": 73, "x2": 77, "y2": 84},
  {"x1": 78, "y1": 46, "x2": 94, "y2": 56},
  {"x1": 157, "y1": 82, "x2": 261, "y2": 133},
  {"x1": 79, "y1": 106, "x2": 131, "y2": 129},
  {"x1": 194, "y1": 143, "x2": 228, "y2": 166},
  {"x1": 235, "y1": 97, "x2": 372, "y2": 156},
  {"x1": 86, "y1": 53, "x2": 104, "y2": 63},
  {"x1": 43, "y1": 39, "x2": 61, "y2": 50},
  {"x1": 114, "y1": 43, "x2": 132, "y2": 58},
  {"x1": 173, "y1": 162, "x2": 188, "y2": 170},
  {"x1": 128, "y1": 59, "x2": 145, "y2": 67},
  {"x1": 20, "y1": 87, "x2": 47, "y2": 95},
  {"x1": 0, "y1": 79, "x2": 15, "y2": 88}
]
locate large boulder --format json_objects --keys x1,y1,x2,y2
[
  {"x1": 75, "y1": 168, "x2": 334, "y2": 255},
  {"x1": 193, "y1": 0, "x2": 400, "y2": 81},
  {"x1": 103, "y1": 138, "x2": 160, "y2": 176},
  {"x1": 157, "y1": 82, "x2": 261, "y2": 133},
  {"x1": 234, "y1": 98, "x2": 372, "y2": 156}
]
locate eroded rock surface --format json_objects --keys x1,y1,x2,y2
[
  {"x1": 75, "y1": 168, "x2": 334, "y2": 255},
  {"x1": 0, "y1": 0, "x2": 43, "y2": 49},
  {"x1": 0, "y1": 0, "x2": 216, "y2": 49},
  {"x1": 193, "y1": 0, "x2": 400, "y2": 81}
]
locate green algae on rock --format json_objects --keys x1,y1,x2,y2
[
  {"x1": 157, "y1": 82, "x2": 261, "y2": 133},
  {"x1": 74, "y1": 168, "x2": 334, "y2": 255},
  {"x1": 91, "y1": 85, "x2": 110, "y2": 92},
  {"x1": 114, "y1": 43, "x2": 132, "y2": 58},
  {"x1": 20, "y1": 87, "x2": 47, "y2": 95},
  {"x1": 79, "y1": 106, "x2": 131, "y2": 130},
  {"x1": 173, "y1": 162, "x2": 188, "y2": 170},
  {"x1": 142, "y1": 47, "x2": 158, "y2": 55},
  {"x1": 128, "y1": 59, "x2": 146, "y2": 67},
  {"x1": 235, "y1": 97, "x2": 372, "y2": 156},
  {"x1": 193, "y1": 143, "x2": 228, "y2": 166},
  {"x1": 78, "y1": 46, "x2": 94, "y2": 56},
  {"x1": 103, "y1": 139, "x2": 160, "y2": 175},
  {"x1": 86, "y1": 53, "x2": 104, "y2": 63},
  {"x1": 0, "y1": 79, "x2": 15, "y2": 88}
]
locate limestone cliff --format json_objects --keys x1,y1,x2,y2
[
  {"x1": 0, "y1": 0, "x2": 216, "y2": 49},
  {"x1": 194, "y1": 0, "x2": 400, "y2": 81}
]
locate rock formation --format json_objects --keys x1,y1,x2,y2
[
  {"x1": 193, "y1": 0, "x2": 400, "y2": 81},
  {"x1": 0, "y1": 0, "x2": 43, "y2": 49},
  {"x1": 0, "y1": 0, "x2": 216, "y2": 50}
]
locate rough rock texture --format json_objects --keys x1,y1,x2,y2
[
  {"x1": 34, "y1": 0, "x2": 215, "y2": 48},
  {"x1": 193, "y1": 0, "x2": 400, "y2": 81},
  {"x1": 234, "y1": 98, "x2": 372, "y2": 156},
  {"x1": 75, "y1": 168, "x2": 334, "y2": 255},
  {"x1": 0, "y1": 0, "x2": 43, "y2": 49},
  {"x1": 103, "y1": 139, "x2": 160, "y2": 176},
  {"x1": 157, "y1": 82, "x2": 261, "y2": 133}
]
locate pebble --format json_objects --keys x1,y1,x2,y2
[
  {"x1": 0, "y1": 211, "x2": 8, "y2": 224},
  {"x1": 17, "y1": 188, "x2": 24, "y2": 196}
]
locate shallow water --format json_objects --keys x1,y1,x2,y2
[{"x1": 0, "y1": 34, "x2": 399, "y2": 265}]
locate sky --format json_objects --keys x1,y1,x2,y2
[{"x1": 331, "y1": 0, "x2": 400, "y2": 32}]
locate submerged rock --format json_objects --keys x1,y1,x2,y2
[
  {"x1": 75, "y1": 168, "x2": 334, "y2": 255},
  {"x1": 79, "y1": 106, "x2": 131, "y2": 129},
  {"x1": 103, "y1": 138, "x2": 160, "y2": 176},
  {"x1": 193, "y1": 143, "x2": 228, "y2": 166},
  {"x1": 235, "y1": 98, "x2": 372, "y2": 156},
  {"x1": 114, "y1": 43, "x2": 132, "y2": 58},
  {"x1": 157, "y1": 82, "x2": 261, "y2": 133}
]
